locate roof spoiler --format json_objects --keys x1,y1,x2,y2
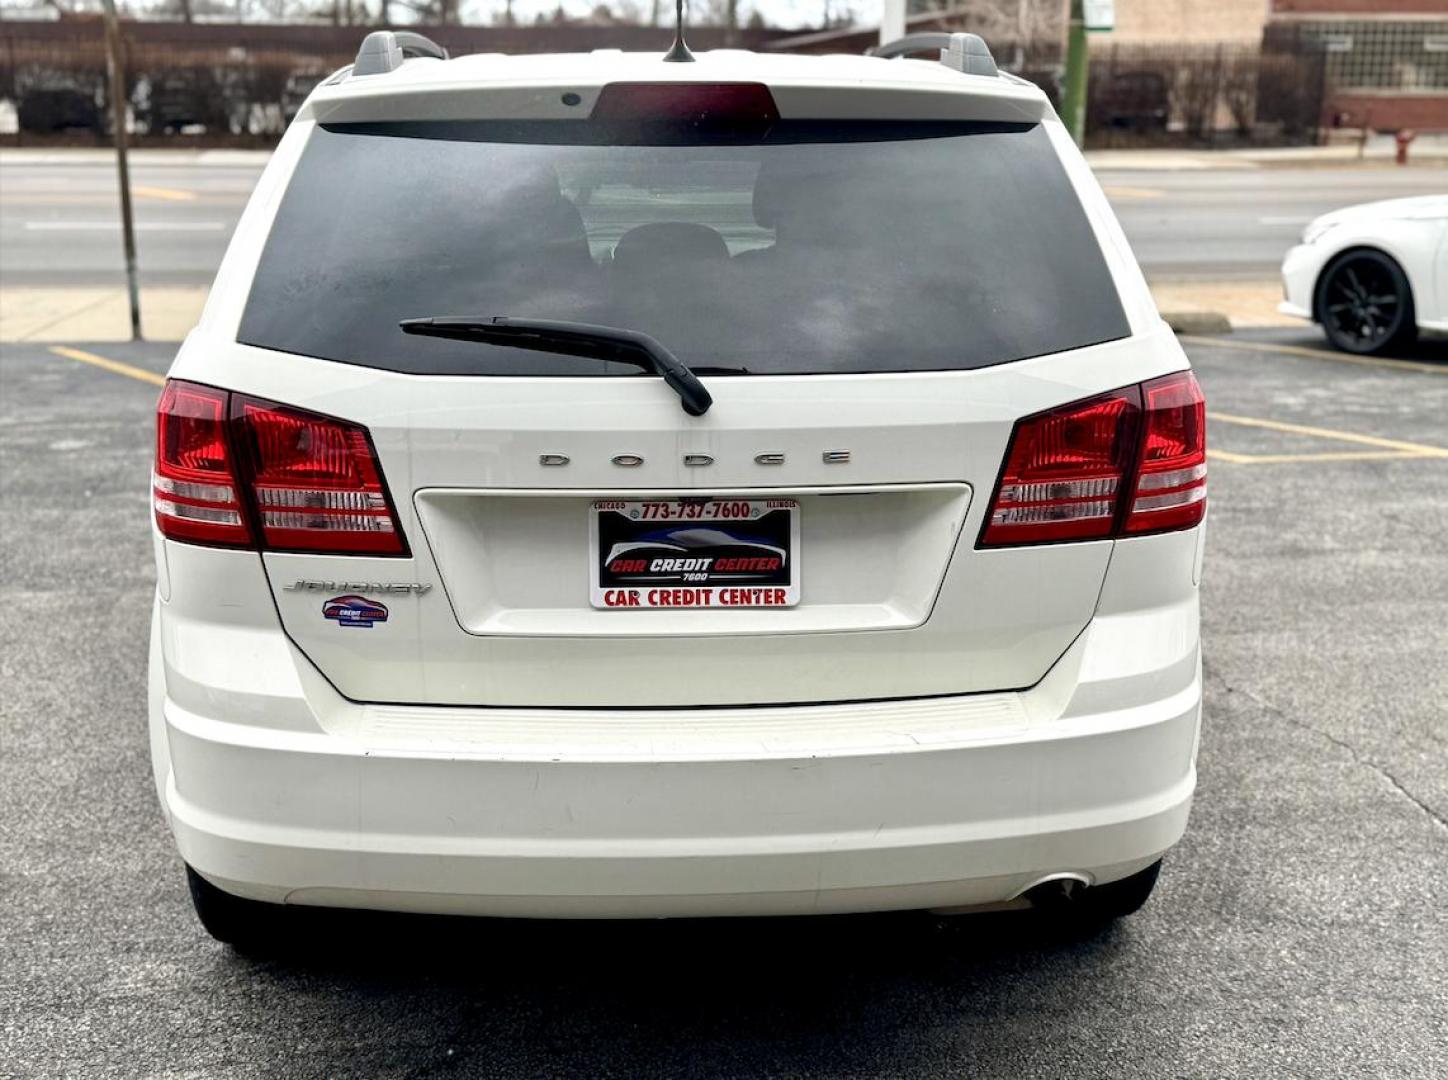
[
  {"x1": 868, "y1": 32, "x2": 999, "y2": 78},
  {"x1": 352, "y1": 30, "x2": 449, "y2": 77}
]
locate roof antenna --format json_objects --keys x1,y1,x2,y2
[{"x1": 663, "y1": 0, "x2": 695, "y2": 62}]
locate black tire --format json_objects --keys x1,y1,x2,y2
[
  {"x1": 186, "y1": 865, "x2": 283, "y2": 949},
  {"x1": 1314, "y1": 249, "x2": 1417, "y2": 356}
]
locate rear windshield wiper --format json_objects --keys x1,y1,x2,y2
[{"x1": 398, "y1": 316, "x2": 713, "y2": 417}]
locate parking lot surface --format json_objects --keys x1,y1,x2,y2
[{"x1": 2, "y1": 332, "x2": 1446, "y2": 1078}]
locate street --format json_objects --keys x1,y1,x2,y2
[
  {"x1": 2, "y1": 155, "x2": 1446, "y2": 285},
  {"x1": 3, "y1": 330, "x2": 1445, "y2": 1078}
]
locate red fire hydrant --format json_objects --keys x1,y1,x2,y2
[{"x1": 1395, "y1": 129, "x2": 1416, "y2": 165}]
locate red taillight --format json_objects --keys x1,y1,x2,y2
[
  {"x1": 1124, "y1": 371, "x2": 1207, "y2": 534},
  {"x1": 979, "y1": 388, "x2": 1141, "y2": 546},
  {"x1": 233, "y1": 397, "x2": 404, "y2": 555},
  {"x1": 153, "y1": 381, "x2": 405, "y2": 556},
  {"x1": 154, "y1": 381, "x2": 251, "y2": 548},
  {"x1": 980, "y1": 371, "x2": 1206, "y2": 547}
]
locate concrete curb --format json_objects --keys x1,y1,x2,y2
[
  {"x1": 0, "y1": 287, "x2": 206, "y2": 343},
  {"x1": 1160, "y1": 310, "x2": 1233, "y2": 336}
]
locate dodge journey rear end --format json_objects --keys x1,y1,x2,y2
[{"x1": 149, "y1": 32, "x2": 1206, "y2": 944}]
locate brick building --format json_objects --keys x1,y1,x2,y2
[
  {"x1": 1267, "y1": 0, "x2": 1448, "y2": 130},
  {"x1": 1106, "y1": 0, "x2": 1270, "y2": 45}
]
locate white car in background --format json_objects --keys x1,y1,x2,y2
[
  {"x1": 150, "y1": 30, "x2": 1207, "y2": 947},
  {"x1": 1280, "y1": 195, "x2": 1448, "y2": 355}
]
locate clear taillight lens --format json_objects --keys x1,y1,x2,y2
[
  {"x1": 154, "y1": 381, "x2": 251, "y2": 548},
  {"x1": 1124, "y1": 371, "x2": 1207, "y2": 534},
  {"x1": 980, "y1": 371, "x2": 1206, "y2": 547},
  {"x1": 233, "y1": 397, "x2": 404, "y2": 555},
  {"x1": 979, "y1": 388, "x2": 1141, "y2": 546},
  {"x1": 153, "y1": 380, "x2": 405, "y2": 556}
]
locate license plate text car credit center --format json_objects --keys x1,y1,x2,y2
[{"x1": 590, "y1": 498, "x2": 800, "y2": 609}]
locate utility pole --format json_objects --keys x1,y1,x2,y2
[
  {"x1": 1014, "y1": 0, "x2": 1029, "y2": 70},
  {"x1": 100, "y1": 0, "x2": 141, "y2": 341},
  {"x1": 1061, "y1": 0, "x2": 1088, "y2": 146},
  {"x1": 879, "y1": 0, "x2": 904, "y2": 46}
]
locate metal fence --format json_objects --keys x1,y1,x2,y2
[
  {"x1": 0, "y1": 18, "x2": 797, "y2": 146},
  {"x1": 1084, "y1": 41, "x2": 1329, "y2": 147}
]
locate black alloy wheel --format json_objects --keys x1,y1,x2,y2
[{"x1": 1314, "y1": 249, "x2": 1416, "y2": 356}]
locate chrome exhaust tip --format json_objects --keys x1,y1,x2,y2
[{"x1": 1015, "y1": 871, "x2": 1095, "y2": 906}]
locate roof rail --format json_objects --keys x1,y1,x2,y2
[
  {"x1": 868, "y1": 32, "x2": 998, "y2": 78},
  {"x1": 352, "y1": 30, "x2": 449, "y2": 77}
]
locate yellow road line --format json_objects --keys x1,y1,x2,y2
[
  {"x1": 1212, "y1": 449, "x2": 1432, "y2": 465},
  {"x1": 132, "y1": 185, "x2": 198, "y2": 202},
  {"x1": 48, "y1": 346, "x2": 165, "y2": 387},
  {"x1": 1102, "y1": 185, "x2": 1165, "y2": 199},
  {"x1": 1, "y1": 188, "x2": 200, "y2": 204},
  {"x1": 1180, "y1": 333, "x2": 1446, "y2": 376},
  {"x1": 1206, "y1": 448, "x2": 1258, "y2": 464},
  {"x1": 43, "y1": 345, "x2": 1445, "y2": 464},
  {"x1": 1208, "y1": 410, "x2": 1448, "y2": 457}
]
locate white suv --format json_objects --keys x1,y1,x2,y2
[{"x1": 149, "y1": 31, "x2": 1206, "y2": 944}]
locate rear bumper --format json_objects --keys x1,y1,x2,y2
[
  {"x1": 165, "y1": 701, "x2": 1196, "y2": 918},
  {"x1": 151, "y1": 536, "x2": 1203, "y2": 918}
]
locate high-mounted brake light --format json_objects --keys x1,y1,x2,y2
[
  {"x1": 154, "y1": 381, "x2": 251, "y2": 548},
  {"x1": 153, "y1": 381, "x2": 406, "y2": 556},
  {"x1": 590, "y1": 82, "x2": 779, "y2": 130},
  {"x1": 980, "y1": 371, "x2": 1206, "y2": 547}
]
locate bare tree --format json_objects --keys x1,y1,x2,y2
[{"x1": 383, "y1": 0, "x2": 456, "y2": 23}]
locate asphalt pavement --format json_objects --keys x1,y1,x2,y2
[
  {"x1": 1104, "y1": 166, "x2": 1448, "y2": 280},
  {"x1": 2, "y1": 156, "x2": 1446, "y2": 286},
  {"x1": 2, "y1": 331, "x2": 1445, "y2": 1078}
]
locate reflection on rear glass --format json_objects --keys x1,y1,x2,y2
[{"x1": 239, "y1": 121, "x2": 1128, "y2": 376}]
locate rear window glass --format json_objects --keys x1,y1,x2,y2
[{"x1": 239, "y1": 120, "x2": 1128, "y2": 376}]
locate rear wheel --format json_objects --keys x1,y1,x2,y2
[
  {"x1": 185, "y1": 865, "x2": 282, "y2": 949},
  {"x1": 1314, "y1": 249, "x2": 1417, "y2": 355}
]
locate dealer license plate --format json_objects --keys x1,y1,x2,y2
[{"x1": 589, "y1": 498, "x2": 800, "y2": 609}]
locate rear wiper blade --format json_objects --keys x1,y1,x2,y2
[{"x1": 398, "y1": 315, "x2": 713, "y2": 417}]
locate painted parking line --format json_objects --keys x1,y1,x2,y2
[
  {"x1": 1209, "y1": 448, "x2": 1431, "y2": 465},
  {"x1": 48, "y1": 346, "x2": 165, "y2": 387},
  {"x1": 1180, "y1": 333, "x2": 1447, "y2": 376},
  {"x1": 1102, "y1": 185, "x2": 1165, "y2": 200},
  {"x1": 41, "y1": 347, "x2": 1448, "y2": 465},
  {"x1": 1208, "y1": 410, "x2": 1448, "y2": 465},
  {"x1": 1209, "y1": 411, "x2": 1448, "y2": 457}
]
